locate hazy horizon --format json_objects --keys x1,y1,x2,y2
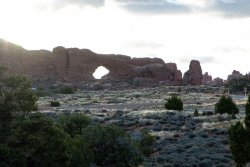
[{"x1": 1, "y1": 0, "x2": 250, "y2": 79}]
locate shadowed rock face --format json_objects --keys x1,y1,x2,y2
[
  {"x1": 0, "y1": 39, "x2": 54, "y2": 79},
  {"x1": 0, "y1": 39, "x2": 183, "y2": 84},
  {"x1": 211, "y1": 77, "x2": 224, "y2": 87},
  {"x1": 183, "y1": 60, "x2": 203, "y2": 85},
  {"x1": 202, "y1": 72, "x2": 212, "y2": 85},
  {"x1": 227, "y1": 70, "x2": 244, "y2": 81}
]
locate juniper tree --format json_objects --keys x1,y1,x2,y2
[
  {"x1": 215, "y1": 95, "x2": 239, "y2": 115},
  {"x1": 165, "y1": 96, "x2": 183, "y2": 111}
]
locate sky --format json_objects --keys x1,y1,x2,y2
[{"x1": 0, "y1": 0, "x2": 250, "y2": 79}]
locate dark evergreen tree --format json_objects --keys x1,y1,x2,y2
[
  {"x1": 0, "y1": 113, "x2": 70, "y2": 167},
  {"x1": 50, "y1": 101, "x2": 60, "y2": 107},
  {"x1": 229, "y1": 122, "x2": 250, "y2": 167},
  {"x1": 82, "y1": 125, "x2": 142, "y2": 167},
  {"x1": 165, "y1": 96, "x2": 183, "y2": 111},
  {"x1": 215, "y1": 95, "x2": 239, "y2": 115},
  {"x1": 0, "y1": 68, "x2": 37, "y2": 143},
  {"x1": 229, "y1": 95, "x2": 250, "y2": 167},
  {"x1": 245, "y1": 95, "x2": 250, "y2": 129},
  {"x1": 194, "y1": 108, "x2": 199, "y2": 117}
]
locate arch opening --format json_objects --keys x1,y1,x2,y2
[{"x1": 93, "y1": 66, "x2": 110, "y2": 79}]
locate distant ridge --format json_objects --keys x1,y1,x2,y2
[{"x1": 0, "y1": 38, "x2": 225, "y2": 86}]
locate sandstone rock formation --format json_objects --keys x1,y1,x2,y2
[
  {"x1": 211, "y1": 77, "x2": 224, "y2": 87},
  {"x1": 227, "y1": 70, "x2": 244, "y2": 81},
  {"x1": 0, "y1": 39, "x2": 183, "y2": 85},
  {"x1": 131, "y1": 57, "x2": 164, "y2": 66},
  {"x1": 0, "y1": 39, "x2": 54, "y2": 79},
  {"x1": 202, "y1": 72, "x2": 212, "y2": 85},
  {"x1": 183, "y1": 60, "x2": 203, "y2": 85}
]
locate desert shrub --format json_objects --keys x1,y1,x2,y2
[
  {"x1": 201, "y1": 111, "x2": 214, "y2": 116},
  {"x1": 0, "y1": 144, "x2": 27, "y2": 167},
  {"x1": 0, "y1": 74, "x2": 38, "y2": 118},
  {"x1": 199, "y1": 159, "x2": 213, "y2": 167},
  {"x1": 67, "y1": 136, "x2": 93, "y2": 167},
  {"x1": 59, "y1": 86, "x2": 75, "y2": 94},
  {"x1": 134, "y1": 94, "x2": 141, "y2": 98},
  {"x1": 194, "y1": 108, "x2": 199, "y2": 117},
  {"x1": 245, "y1": 95, "x2": 250, "y2": 128},
  {"x1": 1, "y1": 111, "x2": 145, "y2": 167},
  {"x1": 0, "y1": 69, "x2": 37, "y2": 142},
  {"x1": 34, "y1": 90, "x2": 48, "y2": 97},
  {"x1": 50, "y1": 101, "x2": 60, "y2": 107},
  {"x1": 165, "y1": 96, "x2": 183, "y2": 111},
  {"x1": 139, "y1": 131, "x2": 155, "y2": 156},
  {"x1": 2, "y1": 113, "x2": 70, "y2": 167},
  {"x1": 215, "y1": 95, "x2": 239, "y2": 115},
  {"x1": 132, "y1": 130, "x2": 155, "y2": 157},
  {"x1": 59, "y1": 113, "x2": 91, "y2": 137},
  {"x1": 82, "y1": 125, "x2": 142, "y2": 167}
]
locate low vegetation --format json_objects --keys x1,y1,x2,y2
[
  {"x1": 0, "y1": 66, "x2": 154, "y2": 167},
  {"x1": 165, "y1": 96, "x2": 183, "y2": 111},
  {"x1": 5, "y1": 65, "x2": 250, "y2": 166},
  {"x1": 229, "y1": 95, "x2": 250, "y2": 167},
  {"x1": 50, "y1": 101, "x2": 61, "y2": 107},
  {"x1": 138, "y1": 129, "x2": 155, "y2": 156},
  {"x1": 58, "y1": 86, "x2": 75, "y2": 94},
  {"x1": 0, "y1": 66, "x2": 37, "y2": 140},
  {"x1": 215, "y1": 95, "x2": 239, "y2": 116},
  {"x1": 193, "y1": 108, "x2": 199, "y2": 117}
]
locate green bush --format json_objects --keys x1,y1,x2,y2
[
  {"x1": 59, "y1": 86, "x2": 75, "y2": 94},
  {"x1": 0, "y1": 68, "x2": 37, "y2": 142},
  {"x1": 0, "y1": 144, "x2": 26, "y2": 167},
  {"x1": 0, "y1": 75, "x2": 38, "y2": 118},
  {"x1": 67, "y1": 136, "x2": 93, "y2": 167},
  {"x1": 82, "y1": 125, "x2": 142, "y2": 167},
  {"x1": 215, "y1": 95, "x2": 239, "y2": 115},
  {"x1": 50, "y1": 101, "x2": 60, "y2": 107},
  {"x1": 194, "y1": 108, "x2": 199, "y2": 117},
  {"x1": 138, "y1": 130, "x2": 155, "y2": 156},
  {"x1": 229, "y1": 96, "x2": 250, "y2": 167},
  {"x1": 34, "y1": 90, "x2": 48, "y2": 97},
  {"x1": 245, "y1": 95, "x2": 250, "y2": 128},
  {"x1": 165, "y1": 96, "x2": 183, "y2": 111},
  {"x1": 59, "y1": 113, "x2": 91, "y2": 137},
  {"x1": 1, "y1": 112, "x2": 144, "y2": 167},
  {"x1": 3, "y1": 113, "x2": 70, "y2": 167},
  {"x1": 229, "y1": 122, "x2": 250, "y2": 167}
]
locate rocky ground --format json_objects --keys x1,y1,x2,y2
[{"x1": 37, "y1": 86, "x2": 246, "y2": 167}]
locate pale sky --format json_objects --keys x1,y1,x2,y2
[{"x1": 1, "y1": 0, "x2": 250, "y2": 79}]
